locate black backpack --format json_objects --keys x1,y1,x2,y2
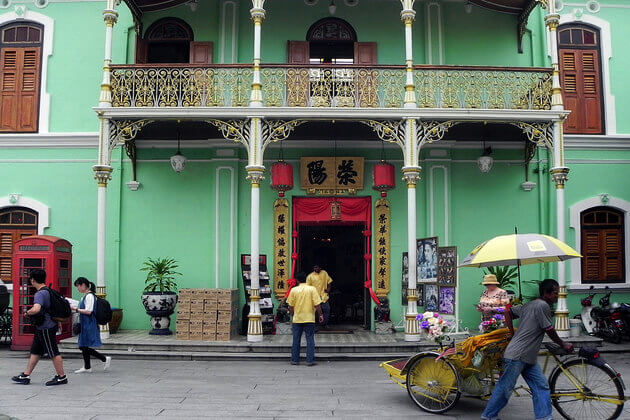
[
  {"x1": 93, "y1": 293, "x2": 113, "y2": 326},
  {"x1": 43, "y1": 286, "x2": 72, "y2": 322}
]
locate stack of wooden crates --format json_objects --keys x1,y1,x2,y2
[{"x1": 176, "y1": 289, "x2": 239, "y2": 341}]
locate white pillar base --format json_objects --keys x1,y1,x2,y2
[{"x1": 247, "y1": 334, "x2": 263, "y2": 343}]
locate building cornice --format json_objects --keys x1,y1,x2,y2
[
  {"x1": 564, "y1": 135, "x2": 630, "y2": 150},
  {"x1": 93, "y1": 106, "x2": 570, "y2": 123}
]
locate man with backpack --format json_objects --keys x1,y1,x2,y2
[{"x1": 12, "y1": 269, "x2": 68, "y2": 386}]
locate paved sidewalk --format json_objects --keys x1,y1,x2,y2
[{"x1": 1, "y1": 350, "x2": 629, "y2": 419}]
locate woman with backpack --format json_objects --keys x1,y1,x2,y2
[{"x1": 72, "y1": 277, "x2": 111, "y2": 373}]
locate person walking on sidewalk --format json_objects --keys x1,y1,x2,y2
[
  {"x1": 71, "y1": 277, "x2": 111, "y2": 373},
  {"x1": 286, "y1": 272, "x2": 324, "y2": 366},
  {"x1": 481, "y1": 278, "x2": 574, "y2": 420},
  {"x1": 11, "y1": 269, "x2": 67, "y2": 386},
  {"x1": 306, "y1": 264, "x2": 332, "y2": 327}
]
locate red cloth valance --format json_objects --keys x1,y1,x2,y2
[{"x1": 292, "y1": 197, "x2": 371, "y2": 223}]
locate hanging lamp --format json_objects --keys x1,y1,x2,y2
[
  {"x1": 270, "y1": 142, "x2": 293, "y2": 197},
  {"x1": 477, "y1": 124, "x2": 493, "y2": 174},
  {"x1": 170, "y1": 120, "x2": 187, "y2": 173},
  {"x1": 373, "y1": 141, "x2": 395, "y2": 197}
]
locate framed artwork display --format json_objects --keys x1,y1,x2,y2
[
  {"x1": 402, "y1": 252, "x2": 409, "y2": 305},
  {"x1": 424, "y1": 284, "x2": 438, "y2": 312},
  {"x1": 417, "y1": 237, "x2": 438, "y2": 283},
  {"x1": 437, "y1": 246, "x2": 457, "y2": 286},
  {"x1": 439, "y1": 286, "x2": 455, "y2": 315}
]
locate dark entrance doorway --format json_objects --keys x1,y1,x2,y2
[{"x1": 298, "y1": 223, "x2": 368, "y2": 328}]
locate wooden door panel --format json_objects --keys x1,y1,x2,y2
[
  {"x1": 287, "y1": 41, "x2": 309, "y2": 64},
  {"x1": 353, "y1": 42, "x2": 377, "y2": 65},
  {"x1": 563, "y1": 96, "x2": 580, "y2": 132},
  {"x1": 583, "y1": 97, "x2": 602, "y2": 133},
  {"x1": 189, "y1": 42, "x2": 213, "y2": 64}
]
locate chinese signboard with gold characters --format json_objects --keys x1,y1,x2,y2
[
  {"x1": 300, "y1": 157, "x2": 364, "y2": 194},
  {"x1": 374, "y1": 198, "x2": 390, "y2": 297},
  {"x1": 273, "y1": 199, "x2": 290, "y2": 298}
]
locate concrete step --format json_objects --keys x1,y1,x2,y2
[
  {"x1": 59, "y1": 347, "x2": 418, "y2": 361},
  {"x1": 58, "y1": 333, "x2": 437, "y2": 354},
  {"x1": 59, "y1": 341, "x2": 426, "y2": 354}
]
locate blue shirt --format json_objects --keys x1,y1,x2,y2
[{"x1": 33, "y1": 288, "x2": 57, "y2": 330}]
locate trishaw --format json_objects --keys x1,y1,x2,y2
[{"x1": 381, "y1": 329, "x2": 628, "y2": 420}]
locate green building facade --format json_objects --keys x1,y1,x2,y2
[{"x1": 0, "y1": 0, "x2": 628, "y2": 340}]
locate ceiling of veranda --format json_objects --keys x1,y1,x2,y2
[{"x1": 132, "y1": 120, "x2": 529, "y2": 144}]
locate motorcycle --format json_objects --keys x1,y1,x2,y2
[
  {"x1": 577, "y1": 285, "x2": 597, "y2": 334},
  {"x1": 591, "y1": 287, "x2": 623, "y2": 344}
]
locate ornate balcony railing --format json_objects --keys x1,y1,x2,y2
[{"x1": 110, "y1": 64, "x2": 551, "y2": 110}]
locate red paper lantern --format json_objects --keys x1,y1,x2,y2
[
  {"x1": 271, "y1": 160, "x2": 293, "y2": 197},
  {"x1": 373, "y1": 161, "x2": 395, "y2": 197}
]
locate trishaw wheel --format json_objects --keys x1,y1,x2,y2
[
  {"x1": 405, "y1": 353, "x2": 461, "y2": 414},
  {"x1": 550, "y1": 358, "x2": 625, "y2": 420}
]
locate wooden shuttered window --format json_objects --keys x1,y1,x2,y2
[
  {"x1": 0, "y1": 47, "x2": 41, "y2": 132},
  {"x1": 560, "y1": 49, "x2": 603, "y2": 134},
  {"x1": 0, "y1": 229, "x2": 37, "y2": 285},
  {"x1": 558, "y1": 24, "x2": 604, "y2": 135},
  {"x1": 581, "y1": 208, "x2": 625, "y2": 284}
]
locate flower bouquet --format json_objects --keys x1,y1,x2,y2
[
  {"x1": 479, "y1": 311, "x2": 505, "y2": 333},
  {"x1": 416, "y1": 311, "x2": 451, "y2": 345}
]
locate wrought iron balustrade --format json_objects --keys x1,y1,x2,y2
[{"x1": 110, "y1": 64, "x2": 551, "y2": 110}]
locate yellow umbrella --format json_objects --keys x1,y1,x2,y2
[{"x1": 459, "y1": 233, "x2": 582, "y2": 298}]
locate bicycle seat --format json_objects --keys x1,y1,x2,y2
[{"x1": 543, "y1": 342, "x2": 569, "y2": 356}]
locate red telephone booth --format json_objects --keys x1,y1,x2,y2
[{"x1": 11, "y1": 235, "x2": 72, "y2": 350}]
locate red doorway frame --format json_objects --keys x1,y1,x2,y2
[{"x1": 290, "y1": 196, "x2": 379, "y2": 309}]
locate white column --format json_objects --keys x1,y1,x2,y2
[
  {"x1": 93, "y1": 0, "x2": 118, "y2": 340},
  {"x1": 246, "y1": 117, "x2": 264, "y2": 342},
  {"x1": 402, "y1": 118, "x2": 421, "y2": 341},
  {"x1": 400, "y1": 0, "x2": 417, "y2": 108},
  {"x1": 546, "y1": 0, "x2": 570, "y2": 337},
  {"x1": 249, "y1": 0, "x2": 265, "y2": 106}
]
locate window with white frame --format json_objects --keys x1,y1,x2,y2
[{"x1": 570, "y1": 196, "x2": 630, "y2": 289}]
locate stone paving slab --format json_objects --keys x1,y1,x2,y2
[{"x1": 1, "y1": 350, "x2": 628, "y2": 419}]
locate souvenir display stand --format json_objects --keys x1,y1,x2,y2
[{"x1": 240, "y1": 254, "x2": 274, "y2": 334}]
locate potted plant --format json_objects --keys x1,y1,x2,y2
[
  {"x1": 140, "y1": 257, "x2": 181, "y2": 335},
  {"x1": 484, "y1": 266, "x2": 518, "y2": 301}
]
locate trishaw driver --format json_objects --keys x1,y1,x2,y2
[{"x1": 481, "y1": 279, "x2": 574, "y2": 420}]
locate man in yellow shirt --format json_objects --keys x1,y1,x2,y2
[
  {"x1": 306, "y1": 264, "x2": 332, "y2": 327},
  {"x1": 286, "y1": 272, "x2": 323, "y2": 366}
]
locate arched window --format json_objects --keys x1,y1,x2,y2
[
  {"x1": 558, "y1": 24, "x2": 604, "y2": 134},
  {"x1": 136, "y1": 18, "x2": 212, "y2": 64},
  {"x1": 0, "y1": 21, "x2": 43, "y2": 132},
  {"x1": 0, "y1": 207, "x2": 38, "y2": 284},
  {"x1": 307, "y1": 18, "x2": 357, "y2": 64},
  {"x1": 581, "y1": 207, "x2": 624, "y2": 283},
  {"x1": 287, "y1": 18, "x2": 375, "y2": 65}
]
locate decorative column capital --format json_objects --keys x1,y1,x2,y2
[
  {"x1": 250, "y1": 0, "x2": 266, "y2": 22},
  {"x1": 400, "y1": 9, "x2": 416, "y2": 24},
  {"x1": 402, "y1": 167, "x2": 421, "y2": 187},
  {"x1": 550, "y1": 166, "x2": 570, "y2": 189},
  {"x1": 103, "y1": 9, "x2": 119, "y2": 26},
  {"x1": 93, "y1": 165, "x2": 113, "y2": 187},
  {"x1": 545, "y1": 13, "x2": 560, "y2": 30},
  {"x1": 246, "y1": 165, "x2": 265, "y2": 186}
]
